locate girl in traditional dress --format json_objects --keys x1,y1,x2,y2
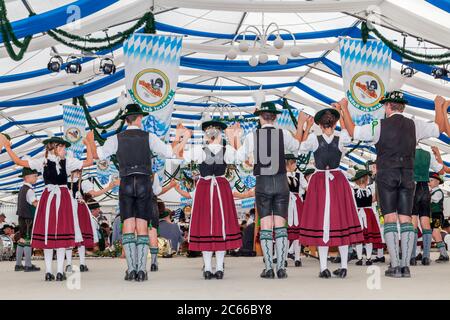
[
  {"x1": 297, "y1": 108, "x2": 364, "y2": 278},
  {"x1": 0, "y1": 135, "x2": 93, "y2": 281},
  {"x1": 351, "y1": 169, "x2": 383, "y2": 266},
  {"x1": 174, "y1": 120, "x2": 242, "y2": 280}
]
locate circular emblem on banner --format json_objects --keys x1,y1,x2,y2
[
  {"x1": 132, "y1": 68, "x2": 170, "y2": 111},
  {"x1": 65, "y1": 127, "x2": 82, "y2": 144},
  {"x1": 349, "y1": 71, "x2": 385, "y2": 111},
  {"x1": 97, "y1": 159, "x2": 110, "y2": 171}
]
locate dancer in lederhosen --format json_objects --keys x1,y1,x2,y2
[
  {"x1": 175, "y1": 119, "x2": 242, "y2": 280},
  {"x1": 285, "y1": 154, "x2": 307, "y2": 267},
  {"x1": 0, "y1": 135, "x2": 93, "y2": 281},
  {"x1": 351, "y1": 169, "x2": 383, "y2": 266},
  {"x1": 297, "y1": 108, "x2": 364, "y2": 279}
]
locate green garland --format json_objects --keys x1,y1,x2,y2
[{"x1": 362, "y1": 22, "x2": 450, "y2": 66}]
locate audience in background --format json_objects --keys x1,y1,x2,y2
[
  {"x1": 0, "y1": 213, "x2": 7, "y2": 230},
  {"x1": 159, "y1": 209, "x2": 184, "y2": 254}
]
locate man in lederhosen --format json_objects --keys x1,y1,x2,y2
[
  {"x1": 337, "y1": 91, "x2": 446, "y2": 278},
  {"x1": 88, "y1": 103, "x2": 190, "y2": 282},
  {"x1": 15, "y1": 167, "x2": 40, "y2": 272},
  {"x1": 232, "y1": 102, "x2": 304, "y2": 279}
]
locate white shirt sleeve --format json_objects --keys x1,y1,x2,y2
[
  {"x1": 431, "y1": 189, "x2": 444, "y2": 203},
  {"x1": 183, "y1": 145, "x2": 205, "y2": 163},
  {"x1": 338, "y1": 130, "x2": 352, "y2": 152},
  {"x1": 148, "y1": 132, "x2": 174, "y2": 158},
  {"x1": 282, "y1": 129, "x2": 300, "y2": 153},
  {"x1": 353, "y1": 121, "x2": 381, "y2": 143},
  {"x1": 65, "y1": 157, "x2": 84, "y2": 173},
  {"x1": 28, "y1": 157, "x2": 45, "y2": 173},
  {"x1": 299, "y1": 134, "x2": 318, "y2": 153},
  {"x1": 235, "y1": 134, "x2": 254, "y2": 164},
  {"x1": 224, "y1": 144, "x2": 237, "y2": 164},
  {"x1": 81, "y1": 180, "x2": 95, "y2": 194},
  {"x1": 414, "y1": 120, "x2": 440, "y2": 142},
  {"x1": 97, "y1": 136, "x2": 118, "y2": 160},
  {"x1": 152, "y1": 174, "x2": 162, "y2": 195},
  {"x1": 430, "y1": 152, "x2": 444, "y2": 172},
  {"x1": 26, "y1": 189, "x2": 36, "y2": 205}
]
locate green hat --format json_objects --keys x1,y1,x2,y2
[
  {"x1": 87, "y1": 200, "x2": 101, "y2": 210},
  {"x1": 430, "y1": 172, "x2": 444, "y2": 184},
  {"x1": 42, "y1": 136, "x2": 71, "y2": 148},
  {"x1": 201, "y1": 119, "x2": 227, "y2": 131},
  {"x1": 285, "y1": 154, "x2": 298, "y2": 160},
  {"x1": 159, "y1": 209, "x2": 171, "y2": 220},
  {"x1": 351, "y1": 169, "x2": 372, "y2": 182},
  {"x1": 314, "y1": 108, "x2": 340, "y2": 125},
  {"x1": 380, "y1": 91, "x2": 408, "y2": 105},
  {"x1": 254, "y1": 102, "x2": 282, "y2": 116},
  {"x1": 19, "y1": 168, "x2": 39, "y2": 178},
  {"x1": 303, "y1": 168, "x2": 315, "y2": 176},
  {"x1": 119, "y1": 103, "x2": 149, "y2": 120}
]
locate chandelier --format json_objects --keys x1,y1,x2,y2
[{"x1": 226, "y1": 22, "x2": 300, "y2": 67}]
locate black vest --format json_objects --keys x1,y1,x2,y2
[
  {"x1": 375, "y1": 114, "x2": 416, "y2": 170},
  {"x1": 116, "y1": 129, "x2": 152, "y2": 177},
  {"x1": 43, "y1": 160, "x2": 68, "y2": 185},
  {"x1": 253, "y1": 127, "x2": 286, "y2": 176},
  {"x1": 17, "y1": 184, "x2": 35, "y2": 219},
  {"x1": 68, "y1": 180, "x2": 85, "y2": 199},
  {"x1": 199, "y1": 146, "x2": 227, "y2": 177},
  {"x1": 287, "y1": 172, "x2": 301, "y2": 193},
  {"x1": 354, "y1": 188, "x2": 373, "y2": 208},
  {"x1": 313, "y1": 135, "x2": 341, "y2": 170}
]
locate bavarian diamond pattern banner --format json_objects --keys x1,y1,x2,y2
[
  {"x1": 276, "y1": 109, "x2": 299, "y2": 132},
  {"x1": 339, "y1": 38, "x2": 392, "y2": 125},
  {"x1": 124, "y1": 33, "x2": 183, "y2": 139},
  {"x1": 63, "y1": 104, "x2": 86, "y2": 159}
]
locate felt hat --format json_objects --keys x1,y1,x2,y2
[
  {"x1": 159, "y1": 209, "x2": 171, "y2": 220},
  {"x1": 380, "y1": 91, "x2": 408, "y2": 105},
  {"x1": 42, "y1": 136, "x2": 71, "y2": 148},
  {"x1": 254, "y1": 102, "x2": 282, "y2": 116},
  {"x1": 19, "y1": 167, "x2": 39, "y2": 178},
  {"x1": 87, "y1": 200, "x2": 101, "y2": 210},
  {"x1": 285, "y1": 153, "x2": 298, "y2": 160},
  {"x1": 351, "y1": 169, "x2": 372, "y2": 182},
  {"x1": 314, "y1": 108, "x2": 340, "y2": 125},
  {"x1": 201, "y1": 119, "x2": 227, "y2": 131},
  {"x1": 430, "y1": 172, "x2": 444, "y2": 184},
  {"x1": 119, "y1": 103, "x2": 149, "y2": 120}
]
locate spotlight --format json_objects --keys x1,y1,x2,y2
[
  {"x1": 432, "y1": 67, "x2": 448, "y2": 79},
  {"x1": 401, "y1": 65, "x2": 415, "y2": 78},
  {"x1": 65, "y1": 56, "x2": 82, "y2": 74},
  {"x1": 47, "y1": 55, "x2": 63, "y2": 73},
  {"x1": 99, "y1": 58, "x2": 116, "y2": 75}
]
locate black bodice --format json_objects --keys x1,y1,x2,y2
[
  {"x1": 43, "y1": 160, "x2": 68, "y2": 185},
  {"x1": 313, "y1": 135, "x2": 341, "y2": 170},
  {"x1": 199, "y1": 146, "x2": 227, "y2": 177},
  {"x1": 68, "y1": 180, "x2": 84, "y2": 199},
  {"x1": 353, "y1": 188, "x2": 373, "y2": 208}
]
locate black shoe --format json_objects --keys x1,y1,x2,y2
[
  {"x1": 150, "y1": 264, "x2": 158, "y2": 272},
  {"x1": 45, "y1": 273, "x2": 55, "y2": 281},
  {"x1": 355, "y1": 259, "x2": 363, "y2": 266},
  {"x1": 260, "y1": 269, "x2": 275, "y2": 279},
  {"x1": 79, "y1": 265, "x2": 89, "y2": 272},
  {"x1": 365, "y1": 259, "x2": 373, "y2": 266},
  {"x1": 436, "y1": 255, "x2": 449, "y2": 263},
  {"x1": 331, "y1": 256, "x2": 341, "y2": 264},
  {"x1": 65, "y1": 265, "x2": 73, "y2": 273},
  {"x1": 288, "y1": 253, "x2": 295, "y2": 261},
  {"x1": 215, "y1": 270, "x2": 224, "y2": 280},
  {"x1": 277, "y1": 268, "x2": 288, "y2": 279},
  {"x1": 14, "y1": 265, "x2": 24, "y2": 272},
  {"x1": 203, "y1": 271, "x2": 214, "y2": 280},
  {"x1": 401, "y1": 266, "x2": 411, "y2": 278},
  {"x1": 319, "y1": 269, "x2": 332, "y2": 279},
  {"x1": 136, "y1": 270, "x2": 148, "y2": 282},
  {"x1": 284, "y1": 261, "x2": 288, "y2": 268},
  {"x1": 333, "y1": 268, "x2": 347, "y2": 278},
  {"x1": 56, "y1": 272, "x2": 66, "y2": 281},
  {"x1": 385, "y1": 266, "x2": 402, "y2": 278},
  {"x1": 24, "y1": 264, "x2": 40, "y2": 272},
  {"x1": 373, "y1": 256, "x2": 385, "y2": 263},
  {"x1": 421, "y1": 257, "x2": 431, "y2": 265},
  {"x1": 410, "y1": 257, "x2": 417, "y2": 266},
  {"x1": 125, "y1": 270, "x2": 137, "y2": 281},
  {"x1": 294, "y1": 260, "x2": 302, "y2": 267},
  {"x1": 416, "y1": 253, "x2": 423, "y2": 261}
]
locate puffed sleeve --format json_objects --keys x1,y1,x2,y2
[
  {"x1": 28, "y1": 157, "x2": 45, "y2": 173},
  {"x1": 65, "y1": 157, "x2": 83, "y2": 173},
  {"x1": 299, "y1": 134, "x2": 318, "y2": 154}
]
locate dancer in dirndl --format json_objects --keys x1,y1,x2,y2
[
  {"x1": 351, "y1": 169, "x2": 383, "y2": 266},
  {"x1": 0, "y1": 135, "x2": 93, "y2": 281},
  {"x1": 175, "y1": 119, "x2": 242, "y2": 280},
  {"x1": 297, "y1": 108, "x2": 364, "y2": 279}
]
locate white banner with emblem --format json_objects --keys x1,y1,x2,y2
[
  {"x1": 339, "y1": 38, "x2": 392, "y2": 125},
  {"x1": 63, "y1": 104, "x2": 86, "y2": 159}
]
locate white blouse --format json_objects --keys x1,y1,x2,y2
[
  {"x1": 299, "y1": 130, "x2": 352, "y2": 154},
  {"x1": 28, "y1": 153, "x2": 83, "y2": 175},
  {"x1": 183, "y1": 143, "x2": 236, "y2": 164}
]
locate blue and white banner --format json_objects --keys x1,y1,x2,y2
[
  {"x1": 124, "y1": 33, "x2": 183, "y2": 139},
  {"x1": 63, "y1": 104, "x2": 86, "y2": 159},
  {"x1": 96, "y1": 158, "x2": 119, "y2": 195},
  {"x1": 241, "y1": 198, "x2": 255, "y2": 209},
  {"x1": 339, "y1": 38, "x2": 392, "y2": 125},
  {"x1": 276, "y1": 109, "x2": 299, "y2": 133}
]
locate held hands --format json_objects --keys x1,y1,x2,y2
[
  {"x1": 297, "y1": 111, "x2": 310, "y2": 124},
  {"x1": 435, "y1": 96, "x2": 446, "y2": 109}
]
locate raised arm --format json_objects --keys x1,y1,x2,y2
[
  {"x1": 87, "y1": 179, "x2": 120, "y2": 198},
  {"x1": 1, "y1": 135, "x2": 30, "y2": 168},
  {"x1": 174, "y1": 182, "x2": 192, "y2": 199},
  {"x1": 82, "y1": 138, "x2": 94, "y2": 168},
  {"x1": 233, "y1": 188, "x2": 255, "y2": 200},
  {"x1": 431, "y1": 146, "x2": 448, "y2": 174},
  {"x1": 302, "y1": 116, "x2": 314, "y2": 142},
  {"x1": 295, "y1": 112, "x2": 309, "y2": 142},
  {"x1": 86, "y1": 131, "x2": 99, "y2": 160},
  {"x1": 159, "y1": 179, "x2": 177, "y2": 196},
  {"x1": 335, "y1": 98, "x2": 355, "y2": 137}
]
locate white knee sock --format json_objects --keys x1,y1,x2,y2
[
  {"x1": 215, "y1": 251, "x2": 225, "y2": 272},
  {"x1": 79, "y1": 246, "x2": 86, "y2": 265},
  {"x1": 44, "y1": 249, "x2": 53, "y2": 274},
  {"x1": 293, "y1": 240, "x2": 301, "y2": 261},
  {"x1": 288, "y1": 242, "x2": 295, "y2": 254},
  {"x1": 65, "y1": 248, "x2": 72, "y2": 266},
  {"x1": 355, "y1": 243, "x2": 363, "y2": 260},
  {"x1": 318, "y1": 246, "x2": 329, "y2": 272},
  {"x1": 365, "y1": 243, "x2": 373, "y2": 259},
  {"x1": 339, "y1": 246, "x2": 349, "y2": 269},
  {"x1": 56, "y1": 248, "x2": 66, "y2": 274},
  {"x1": 377, "y1": 248, "x2": 384, "y2": 258},
  {"x1": 202, "y1": 251, "x2": 213, "y2": 272}
]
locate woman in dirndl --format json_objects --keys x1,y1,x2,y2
[
  {"x1": 175, "y1": 119, "x2": 242, "y2": 280},
  {"x1": 351, "y1": 169, "x2": 383, "y2": 266},
  {"x1": 285, "y1": 154, "x2": 307, "y2": 267},
  {"x1": 297, "y1": 108, "x2": 364, "y2": 279},
  {"x1": 0, "y1": 135, "x2": 93, "y2": 281}
]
